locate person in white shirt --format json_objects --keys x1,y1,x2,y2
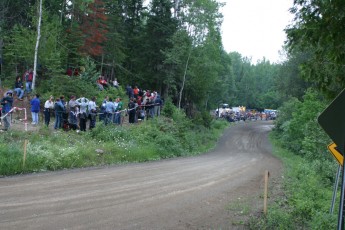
[
  {"x1": 76, "y1": 97, "x2": 89, "y2": 114},
  {"x1": 113, "y1": 78, "x2": 119, "y2": 89},
  {"x1": 76, "y1": 97, "x2": 89, "y2": 131},
  {"x1": 44, "y1": 96, "x2": 54, "y2": 126}
]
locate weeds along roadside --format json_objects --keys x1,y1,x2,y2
[
  {"x1": 249, "y1": 136, "x2": 338, "y2": 229},
  {"x1": 0, "y1": 116, "x2": 229, "y2": 176}
]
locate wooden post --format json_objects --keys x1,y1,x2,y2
[
  {"x1": 23, "y1": 139, "x2": 28, "y2": 169},
  {"x1": 264, "y1": 170, "x2": 270, "y2": 215}
]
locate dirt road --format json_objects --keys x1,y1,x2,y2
[{"x1": 0, "y1": 121, "x2": 282, "y2": 230}]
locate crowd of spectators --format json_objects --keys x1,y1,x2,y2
[{"x1": 0, "y1": 73, "x2": 164, "y2": 132}]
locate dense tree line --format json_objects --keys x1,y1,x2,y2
[
  {"x1": 1, "y1": 0, "x2": 342, "y2": 117},
  {"x1": 0, "y1": 0, "x2": 292, "y2": 117}
]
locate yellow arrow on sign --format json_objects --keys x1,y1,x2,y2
[{"x1": 328, "y1": 142, "x2": 343, "y2": 166}]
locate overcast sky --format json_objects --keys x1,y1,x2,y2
[{"x1": 219, "y1": 0, "x2": 294, "y2": 63}]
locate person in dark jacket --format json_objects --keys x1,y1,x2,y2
[
  {"x1": 14, "y1": 76, "x2": 24, "y2": 100},
  {"x1": 54, "y1": 98, "x2": 64, "y2": 129},
  {"x1": 1, "y1": 92, "x2": 13, "y2": 130},
  {"x1": 128, "y1": 97, "x2": 136, "y2": 123},
  {"x1": 69, "y1": 106, "x2": 79, "y2": 130}
]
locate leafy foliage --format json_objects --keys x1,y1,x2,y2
[
  {"x1": 273, "y1": 88, "x2": 330, "y2": 155},
  {"x1": 286, "y1": 0, "x2": 345, "y2": 97}
]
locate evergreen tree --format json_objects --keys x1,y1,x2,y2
[{"x1": 143, "y1": 0, "x2": 178, "y2": 92}]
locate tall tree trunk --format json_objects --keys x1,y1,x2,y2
[
  {"x1": 110, "y1": 59, "x2": 115, "y2": 81},
  {"x1": 70, "y1": 0, "x2": 75, "y2": 27},
  {"x1": 100, "y1": 53, "x2": 104, "y2": 75},
  {"x1": 32, "y1": 0, "x2": 43, "y2": 90},
  {"x1": 178, "y1": 50, "x2": 191, "y2": 109},
  {"x1": 174, "y1": 0, "x2": 179, "y2": 18},
  {"x1": 0, "y1": 0, "x2": 5, "y2": 76},
  {"x1": 60, "y1": 0, "x2": 65, "y2": 25}
]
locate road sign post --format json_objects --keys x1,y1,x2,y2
[
  {"x1": 328, "y1": 143, "x2": 343, "y2": 215},
  {"x1": 318, "y1": 89, "x2": 345, "y2": 230}
]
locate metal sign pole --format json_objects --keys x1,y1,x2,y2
[
  {"x1": 338, "y1": 149, "x2": 345, "y2": 230},
  {"x1": 331, "y1": 165, "x2": 341, "y2": 214}
]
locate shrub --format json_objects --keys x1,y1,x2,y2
[
  {"x1": 162, "y1": 99, "x2": 176, "y2": 118},
  {"x1": 192, "y1": 111, "x2": 213, "y2": 128}
]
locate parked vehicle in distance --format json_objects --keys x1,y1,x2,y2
[{"x1": 215, "y1": 103, "x2": 231, "y2": 117}]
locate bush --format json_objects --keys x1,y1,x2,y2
[
  {"x1": 192, "y1": 111, "x2": 213, "y2": 128},
  {"x1": 162, "y1": 99, "x2": 176, "y2": 118}
]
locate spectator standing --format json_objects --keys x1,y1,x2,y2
[
  {"x1": 1, "y1": 91, "x2": 13, "y2": 131},
  {"x1": 133, "y1": 86, "x2": 139, "y2": 99},
  {"x1": 14, "y1": 76, "x2": 24, "y2": 100},
  {"x1": 76, "y1": 97, "x2": 89, "y2": 131},
  {"x1": 128, "y1": 97, "x2": 136, "y2": 123},
  {"x1": 115, "y1": 97, "x2": 123, "y2": 125},
  {"x1": 99, "y1": 96, "x2": 108, "y2": 122},
  {"x1": 68, "y1": 95, "x2": 77, "y2": 111},
  {"x1": 44, "y1": 96, "x2": 54, "y2": 126},
  {"x1": 54, "y1": 98, "x2": 64, "y2": 129},
  {"x1": 60, "y1": 95, "x2": 66, "y2": 108},
  {"x1": 88, "y1": 96, "x2": 97, "y2": 130},
  {"x1": 105, "y1": 98, "x2": 116, "y2": 125},
  {"x1": 30, "y1": 94, "x2": 40, "y2": 125},
  {"x1": 69, "y1": 106, "x2": 79, "y2": 130},
  {"x1": 76, "y1": 97, "x2": 89, "y2": 114},
  {"x1": 145, "y1": 98, "x2": 153, "y2": 120},
  {"x1": 113, "y1": 97, "x2": 119, "y2": 123},
  {"x1": 154, "y1": 93, "x2": 163, "y2": 116},
  {"x1": 23, "y1": 69, "x2": 33, "y2": 93}
]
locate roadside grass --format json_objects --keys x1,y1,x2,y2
[
  {"x1": 248, "y1": 138, "x2": 338, "y2": 229},
  {"x1": 0, "y1": 118, "x2": 230, "y2": 176}
]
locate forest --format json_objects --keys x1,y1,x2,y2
[
  {"x1": 0, "y1": 0, "x2": 294, "y2": 113},
  {"x1": 1, "y1": 0, "x2": 344, "y2": 109},
  {"x1": 1, "y1": 0, "x2": 345, "y2": 228}
]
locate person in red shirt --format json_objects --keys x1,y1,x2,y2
[{"x1": 133, "y1": 86, "x2": 139, "y2": 99}]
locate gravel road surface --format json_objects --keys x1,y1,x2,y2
[{"x1": 0, "y1": 120, "x2": 282, "y2": 230}]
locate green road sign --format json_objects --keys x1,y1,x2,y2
[{"x1": 318, "y1": 89, "x2": 345, "y2": 154}]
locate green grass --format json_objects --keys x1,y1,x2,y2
[
  {"x1": 248, "y1": 137, "x2": 338, "y2": 229},
  {"x1": 0, "y1": 118, "x2": 229, "y2": 176}
]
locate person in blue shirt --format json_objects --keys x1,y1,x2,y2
[
  {"x1": 105, "y1": 98, "x2": 116, "y2": 125},
  {"x1": 30, "y1": 94, "x2": 40, "y2": 125}
]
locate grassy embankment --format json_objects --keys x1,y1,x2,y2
[{"x1": 0, "y1": 111, "x2": 229, "y2": 176}]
